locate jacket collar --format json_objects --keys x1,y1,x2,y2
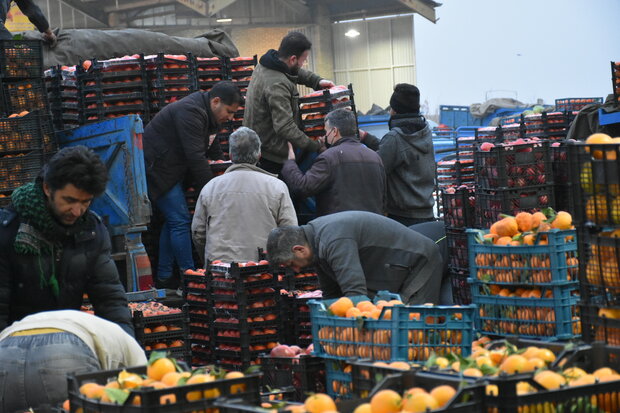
[
  {"x1": 225, "y1": 163, "x2": 278, "y2": 178},
  {"x1": 259, "y1": 49, "x2": 298, "y2": 82},
  {"x1": 389, "y1": 113, "x2": 427, "y2": 134},
  {"x1": 330, "y1": 135, "x2": 360, "y2": 148},
  {"x1": 201, "y1": 91, "x2": 220, "y2": 130},
  {"x1": 301, "y1": 224, "x2": 319, "y2": 261}
]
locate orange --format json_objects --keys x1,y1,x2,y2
[
  {"x1": 568, "y1": 374, "x2": 596, "y2": 387},
  {"x1": 161, "y1": 371, "x2": 190, "y2": 387},
  {"x1": 345, "y1": 307, "x2": 362, "y2": 318},
  {"x1": 486, "y1": 385, "x2": 498, "y2": 396},
  {"x1": 304, "y1": 393, "x2": 337, "y2": 413},
  {"x1": 18, "y1": 111, "x2": 29, "y2": 117},
  {"x1": 152, "y1": 325, "x2": 168, "y2": 333},
  {"x1": 225, "y1": 371, "x2": 246, "y2": 394},
  {"x1": 462, "y1": 368, "x2": 483, "y2": 377},
  {"x1": 401, "y1": 391, "x2": 438, "y2": 412},
  {"x1": 499, "y1": 355, "x2": 528, "y2": 374},
  {"x1": 370, "y1": 389, "x2": 402, "y2": 413},
  {"x1": 523, "y1": 234, "x2": 536, "y2": 245},
  {"x1": 387, "y1": 361, "x2": 410, "y2": 370},
  {"x1": 563, "y1": 367, "x2": 587, "y2": 380},
  {"x1": 185, "y1": 374, "x2": 215, "y2": 401},
  {"x1": 375, "y1": 300, "x2": 389, "y2": 310},
  {"x1": 430, "y1": 385, "x2": 456, "y2": 408},
  {"x1": 495, "y1": 236, "x2": 513, "y2": 246},
  {"x1": 79, "y1": 382, "x2": 105, "y2": 399},
  {"x1": 147, "y1": 357, "x2": 176, "y2": 381},
  {"x1": 329, "y1": 297, "x2": 354, "y2": 317},
  {"x1": 585, "y1": 133, "x2": 613, "y2": 159},
  {"x1": 551, "y1": 211, "x2": 572, "y2": 230},
  {"x1": 352, "y1": 403, "x2": 371, "y2": 413},
  {"x1": 593, "y1": 367, "x2": 618, "y2": 379},
  {"x1": 534, "y1": 370, "x2": 566, "y2": 390},
  {"x1": 356, "y1": 301, "x2": 375, "y2": 312},
  {"x1": 520, "y1": 346, "x2": 540, "y2": 360},
  {"x1": 117, "y1": 370, "x2": 143, "y2": 389},
  {"x1": 531, "y1": 212, "x2": 547, "y2": 229},
  {"x1": 515, "y1": 212, "x2": 534, "y2": 232},
  {"x1": 523, "y1": 357, "x2": 546, "y2": 372},
  {"x1": 535, "y1": 348, "x2": 556, "y2": 363}
]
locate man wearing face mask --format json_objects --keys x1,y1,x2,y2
[
  {"x1": 281, "y1": 108, "x2": 385, "y2": 217},
  {"x1": 244, "y1": 31, "x2": 335, "y2": 175}
]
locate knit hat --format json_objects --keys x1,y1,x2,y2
[{"x1": 389, "y1": 83, "x2": 420, "y2": 114}]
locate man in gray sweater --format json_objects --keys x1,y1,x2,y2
[{"x1": 267, "y1": 211, "x2": 442, "y2": 304}]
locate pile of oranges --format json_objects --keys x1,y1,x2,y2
[{"x1": 478, "y1": 209, "x2": 573, "y2": 246}]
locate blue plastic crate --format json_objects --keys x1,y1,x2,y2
[
  {"x1": 309, "y1": 291, "x2": 475, "y2": 362},
  {"x1": 324, "y1": 360, "x2": 354, "y2": 400},
  {"x1": 467, "y1": 228, "x2": 578, "y2": 285},
  {"x1": 470, "y1": 279, "x2": 580, "y2": 340}
]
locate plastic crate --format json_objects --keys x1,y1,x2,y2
[
  {"x1": 474, "y1": 141, "x2": 551, "y2": 190},
  {"x1": 441, "y1": 187, "x2": 475, "y2": 228},
  {"x1": 577, "y1": 229, "x2": 620, "y2": 306},
  {"x1": 349, "y1": 359, "x2": 419, "y2": 398},
  {"x1": 580, "y1": 303, "x2": 620, "y2": 346},
  {"x1": 568, "y1": 143, "x2": 620, "y2": 226},
  {"x1": 613, "y1": 61, "x2": 620, "y2": 104},
  {"x1": 258, "y1": 355, "x2": 326, "y2": 402},
  {"x1": 470, "y1": 279, "x2": 581, "y2": 340},
  {"x1": 1, "y1": 78, "x2": 49, "y2": 115},
  {"x1": 474, "y1": 126, "x2": 502, "y2": 143},
  {"x1": 133, "y1": 306, "x2": 190, "y2": 346},
  {"x1": 467, "y1": 229, "x2": 578, "y2": 285},
  {"x1": 555, "y1": 97, "x2": 603, "y2": 112},
  {"x1": 449, "y1": 266, "x2": 471, "y2": 305},
  {"x1": 323, "y1": 359, "x2": 354, "y2": 400},
  {"x1": 67, "y1": 367, "x2": 260, "y2": 413},
  {"x1": 0, "y1": 39, "x2": 43, "y2": 79},
  {"x1": 474, "y1": 185, "x2": 555, "y2": 228},
  {"x1": 347, "y1": 368, "x2": 485, "y2": 413},
  {"x1": 309, "y1": 292, "x2": 475, "y2": 362},
  {"x1": 446, "y1": 229, "x2": 469, "y2": 270},
  {"x1": 550, "y1": 142, "x2": 574, "y2": 213},
  {"x1": 0, "y1": 150, "x2": 43, "y2": 191}
]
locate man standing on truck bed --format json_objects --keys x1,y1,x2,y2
[
  {"x1": 0, "y1": 0, "x2": 57, "y2": 44},
  {"x1": 243, "y1": 31, "x2": 335, "y2": 175},
  {"x1": 143, "y1": 81, "x2": 243, "y2": 290},
  {"x1": 0, "y1": 146, "x2": 134, "y2": 335}
]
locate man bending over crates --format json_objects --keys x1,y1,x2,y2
[
  {"x1": 267, "y1": 211, "x2": 443, "y2": 304},
  {"x1": 0, "y1": 310, "x2": 146, "y2": 412},
  {"x1": 0, "y1": 146, "x2": 134, "y2": 335},
  {"x1": 0, "y1": 0, "x2": 57, "y2": 44}
]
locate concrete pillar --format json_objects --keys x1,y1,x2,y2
[{"x1": 310, "y1": 0, "x2": 334, "y2": 81}]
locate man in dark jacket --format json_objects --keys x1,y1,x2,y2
[
  {"x1": 267, "y1": 211, "x2": 442, "y2": 304},
  {"x1": 143, "y1": 81, "x2": 243, "y2": 288},
  {"x1": 362, "y1": 84, "x2": 437, "y2": 226},
  {"x1": 0, "y1": 146, "x2": 133, "y2": 335},
  {"x1": 0, "y1": 0, "x2": 56, "y2": 44},
  {"x1": 281, "y1": 108, "x2": 385, "y2": 217},
  {"x1": 244, "y1": 31, "x2": 335, "y2": 175}
]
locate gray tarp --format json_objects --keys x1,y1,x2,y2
[
  {"x1": 469, "y1": 97, "x2": 527, "y2": 118},
  {"x1": 22, "y1": 28, "x2": 239, "y2": 67}
]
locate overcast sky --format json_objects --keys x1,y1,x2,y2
[{"x1": 414, "y1": 0, "x2": 620, "y2": 115}]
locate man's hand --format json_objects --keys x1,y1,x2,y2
[
  {"x1": 287, "y1": 142, "x2": 296, "y2": 161},
  {"x1": 318, "y1": 79, "x2": 335, "y2": 89},
  {"x1": 358, "y1": 128, "x2": 368, "y2": 142},
  {"x1": 317, "y1": 136, "x2": 327, "y2": 153},
  {"x1": 42, "y1": 29, "x2": 57, "y2": 47}
]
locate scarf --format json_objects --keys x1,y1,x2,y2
[{"x1": 11, "y1": 182, "x2": 91, "y2": 297}]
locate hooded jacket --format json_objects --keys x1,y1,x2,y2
[
  {"x1": 281, "y1": 135, "x2": 385, "y2": 217},
  {"x1": 1, "y1": 0, "x2": 49, "y2": 35},
  {"x1": 302, "y1": 211, "x2": 442, "y2": 304},
  {"x1": 365, "y1": 115, "x2": 436, "y2": 218},
  {"x1": 243, "y1": 49, "x2": 322, "y2": 164},
  {"x1": 143, "y1": 91, "x2": 223, "y2": 201}
]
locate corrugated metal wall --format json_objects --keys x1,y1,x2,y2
[{"x1": 332, "y1": 15, "x2": 416, "y2": 114}]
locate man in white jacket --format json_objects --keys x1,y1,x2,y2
[
  {"x1": 192, "y1": 127, "x2": 298, "y2": 263},
  {"x1": 0, "y1": 310, "x2": 146, "y2": 412}
]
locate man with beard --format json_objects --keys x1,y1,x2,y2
[
  {"x1": 0, "y1": 146, "x2": 133, "y2": 335},
  {"x1": 244, "y1": 31, "x2": 335, "y2": 175}
]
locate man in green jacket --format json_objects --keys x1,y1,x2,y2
[
  {"x1": 266, "y1": 211, "x2": 442, "y2": 304},
  {"x1": 243, "y1": 31, "x2": 335, "y2": 175}
]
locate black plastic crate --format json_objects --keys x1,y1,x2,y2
[
  {"x1": 258, "y1": 355, "x2": 325, "y2": 402},
  {"x1": 475, "y1": 185, "x2": 555, "y2": 228},
  {"x1": 577, "y1": 228, "x2": 620, "y2": 306},
  {"x1": 0, "y1": 150, "x2": 43, "y2": 191},
  {"x1": 0, "y1": 111, "x2": 47, "y2": 153},
  {"x1": 0, "y1": 40, "x2": 43, "y2": 79},
  {"x1": 1, "y1": 78, "x2": 49, "y2": 115},
  {"x1": 441, "y1": 187, "x2": 475, "y2": 229},
  {"x1": 133, "y1": 305, "x2": 190, "y2": 345},
  {"x1": 449, "y1": 266, "x2": 471, "y2": 305},
  {"x1": 474, "y1": 141, "x2": 552, "y2": 190},
  {"x1": 613, "y1": 61, "x2": 620, "y2": 104},
  {"x1": 568, "y1": 143, "x2": 620, "y2": 227},
  {"x1": 580, "y1": 303, "x2": 620, "y2": 346},
  {"x1": 550, "y1": 142, "x2": 574, "y2": 214},
  {"x1": 436, "y1": 157, "x2": 475, "y2": 190},
  {"x1": 68, "y1": 367, "x2": 260, "y2": 412},
  {"x1": 349, "y1": 359, "x2": 419, "y2": 398},
  {"x1": 474, "y1": 126, "x2": 502, "y2": 143},
  {"x1": 446, "y1": 229, "x2": 468, "y2": 269},
  {"x1": 144, "y1": 340, "x2": 192, "y2": 365}
]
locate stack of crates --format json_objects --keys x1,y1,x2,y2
[
  {"x1": 183, "y1": 262, "x2": 282, "y2": 369},
  {"x1": 51, "y1": 56, "x2": 150, "y2": 129},
  {"x1": 441, "y1": 187, "x2": 476, "y2": 304},
  {"x1": 145, "y1": 53, "x2": 196, "y2": 120},
  {"x1": 475, "y1": 126, "x2": 503, "y2": 143},
  {"x1": 569, "y1": 141, "x2": 620, "y2": 346},
  {"x1": 280, "y1": 291, "x2": 314, "y2": 348},
  {"x1": 555, "y1": 97, "x2": 603, "y2": 112},
  {"x1": 467, "y1": 228, "x2": 581, "y2": 341},
  {"x1": 258, "y1": 354, "x2": 325, "y2": 402},
  {"x1": 299, "y1": 84, "x2": 356, "y2": 141},
  {"x1": 613, "y1": 61, "x2": 620, "y2": 105},
  {"x1": 309, "y1": 292, "x2": 475, "y2": 400},
  {"x1": 194, "y1": 56, "x2": 226, "y2": 93},
  {"x1": 474, "y1": 140, "x2": 554, "y2": 228},
  {"x1": 0, "y1": 39, "x2": 56, "y2": 207},
  {"x1": 132, "y1": 305, "x2": 191, "y2": 364},
  {"x1": 523, "y1": 111, "x2": 576, "y2": 141}
]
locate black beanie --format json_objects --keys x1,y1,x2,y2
[{"x1": 389, "y1": 83, "x2": 420, "y2": 114}]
